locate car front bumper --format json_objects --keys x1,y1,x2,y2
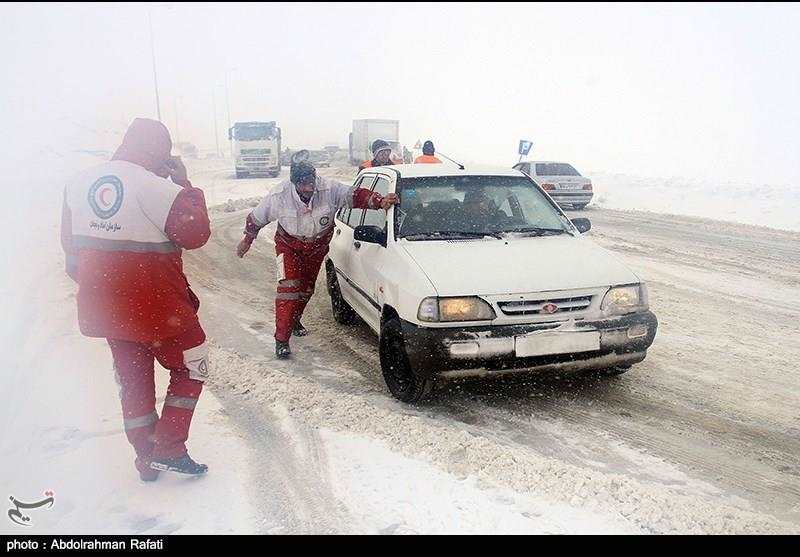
[{"x1": 400, "y1": 310, "x2": 657, "y2": 379}]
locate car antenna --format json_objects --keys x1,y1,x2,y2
[{"x1": 435, "y1": 151, "x2": 465, "y2": 170}]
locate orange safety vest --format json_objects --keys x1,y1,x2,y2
[
  {"x1": 414, "y1": 155, "x2": 442, "y2": 164},
  {"x1": 358, "y1": 158, "x2": 400, "y2": 171}
]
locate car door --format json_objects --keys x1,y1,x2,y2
[
  {"x1": 331, "y1": 174, "x2": 375, "y2": 310},
  {"x1": 347, "y1": 174, "x2": 393, "y2": 332}
]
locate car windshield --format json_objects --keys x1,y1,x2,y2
[
  {"x1": 395, "y1": 175, "x2": 571, "y2": 240},
  {"x1": 233, "y1": 124, "x2": 278, "y2": 141},
  {"x1": 535, "y1": 163, "x2": 581, "y2": 176}
]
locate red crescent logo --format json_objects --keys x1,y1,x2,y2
[{"x1": 98, "y1": 187, "x2": 113, "y2": 207}]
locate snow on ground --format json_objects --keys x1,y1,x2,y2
[
  {"x1": 209, "y1": 346, "x2": 795, "y2": 534},
  {"x1": 587, "y1": 170, "x2": 800, "y2": 232},
  {"x1": 2, "y1": 131, "x2": 798, "y2": 534}
]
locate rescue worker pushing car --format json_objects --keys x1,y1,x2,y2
[
  {"x1": 61, "y1": 118, "x2": 211, "y2": 481},
  {"x1": 236, "y1": 151, "x2": 399, "y2": 358}
]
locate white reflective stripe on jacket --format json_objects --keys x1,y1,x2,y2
[{"x1": 250, "y1": 175, "x2": 357, "y2": 239}]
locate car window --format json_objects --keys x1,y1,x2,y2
[
  {"x1": 362, "y1": 176, "x2": 390, "y2": 229},
  {"x1": 395, "y1": 175, "x2": 569, "y2": 238},
  {"x1": 340, "y1": 175, "x2": 374, "y2": 227},
  {"x1": 534, "y1": 163, "x2": 580, "y2": 176}
]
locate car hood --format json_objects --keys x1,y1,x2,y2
[{"x1": 399, "y1": 234, "x2": 639, "y2": 296}]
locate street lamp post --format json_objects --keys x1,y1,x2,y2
[{"x1": 148, "y1": 8, "x2": 161, "y2": 121}]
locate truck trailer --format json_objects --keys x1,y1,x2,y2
[{"x1": 348, "y1": 119, "x2": 400, "y2": 166}]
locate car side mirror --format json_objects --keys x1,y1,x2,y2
[
  {"x1": 354, "y1": 225, "x2": 386, "y2": 245},
  {"x1": 571, "y1": 218, "x2": 591, "y2": 233}
]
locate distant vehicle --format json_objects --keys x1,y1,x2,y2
[
  {"x1": 513, "y1": 161, "x2": 593, "y2": 210},
  {"x1": 308, "y1": 150, "x2": 331, "y2": 168},
  {"x1": 281, "y1": 149, "x2": 331, "y2": 168},
  {"x1": 229, "y1": 121, "x2": 281, "y2": 178},
  {"x1": 326, "y1": 164, "x2": 657, "y2": 402},
  {"x1": 349, "y1": 119, "x2": 401, "y2": 166}
]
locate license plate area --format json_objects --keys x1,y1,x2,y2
[{"x1": 515, "y1": 330, "x2": 600, "y2": 357}]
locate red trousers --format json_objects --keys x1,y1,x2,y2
[
  {"x1": 107, "y1": 324, "x2": 207, "y2": 471},
  {"x1": 274, "y1": 230, "x2": 330, "y2": 343}
]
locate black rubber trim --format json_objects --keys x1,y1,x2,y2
[{"x1": 334, "y1": 266, "x2": 381, "y2": 311}]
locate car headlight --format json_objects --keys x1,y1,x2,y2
[
  {"x1": 601, "y1": 284, "x2": 649, "y2": 316},
  {"x1": 418, "y1": 297, "x2": 496, "y2": 322}
]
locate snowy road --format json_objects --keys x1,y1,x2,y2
[{"x1": 181, "y1": 163, "x2": 800, "y2": 534}]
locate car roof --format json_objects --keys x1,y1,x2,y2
[
  {"x1": 522, "y1": 160, "x2": 572, "y2": 165},
  {"x1": 364, "y1": 164, "x2": 525, "y2": 179}
]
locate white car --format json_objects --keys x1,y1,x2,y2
[
  {"x1": 326, "y1": 165, "x2": 657, "y2": 403},
  {"x1": 513, "y1": 161, "x2": 593, "y2": 210}
]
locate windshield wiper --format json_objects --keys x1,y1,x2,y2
[
  {"x1": 501, "y1": 226, "x2": 568, "y2": 237},
  {"x1": 402, "y1": 230, "x2": 503, "y2": 241}
]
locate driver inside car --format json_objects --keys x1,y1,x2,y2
[{"x1": 461, "y1": 189, "x2": 511, "y2": 231}]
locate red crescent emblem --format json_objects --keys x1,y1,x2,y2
[{"x1": 98, "y1": 187, "x2": 113, "y2": 207}]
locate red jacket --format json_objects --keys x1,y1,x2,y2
[{"x1": 61, "y1": 119, "x2": 211, "y2": 343}]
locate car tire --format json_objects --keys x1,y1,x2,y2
[
  {"x1": 379, "y1": 317, "x2": 434, "y2": 404},
  {"x1": 573, "y1": 203, "x2": 589, "y2": 210},
  {"x1": 598, "y1": 364, "x2": 631, "y2": 377},
  {"x1": 326, "y1": 263, "x2": 356, "y2": 325}
]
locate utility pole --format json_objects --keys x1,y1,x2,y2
[
  {"x1": 213, "y1": 87, "x2": 221, "y2": 158},
  {"x1": 174, "y1": 97, "x2": 181, "y2": 145},
  {"x1": 148, "y1": 8, "x2": 161, "y2": 121},
  {"x1": 224, "y1": 67, "x2": 238, "y2": 157}
]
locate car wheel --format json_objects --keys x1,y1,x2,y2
[
  {"x1": 379, "y1": 317, "x2": 433, "y2": 404},
  {"x1": 598, "y1": 364, "x2": 631, "y2": 377},
  {"x1": 573, "y1": 203, "x2": 589, "y2": 210},
  {"x1": 326, "y1": 263, "x2": 356, "y2": 325}
]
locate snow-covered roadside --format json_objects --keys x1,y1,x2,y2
[
  {"x1": 587, "y1": 170, "x2": 800, "y2": 232},
  {"x1": 0, "y1": 150, "x2": 259, "y2": 535},
  {"x1": 210, "y1": 347, "x2": 796, "y2": 535}
]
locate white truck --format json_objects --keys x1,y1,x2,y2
[
  {"x1": 349, "y1": 119, "x2": 401, "y2": 166},
  {"x1": 229, "y1": 121, "x2": 282, "y2": 178}
]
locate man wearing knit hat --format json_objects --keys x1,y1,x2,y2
[
  {"x1": 237, "y1": 151, "x2": 398, "y2": 359},
  {"x1": 358, "y1": 138, "x2": 399, "y2": 171},
  {"x1": 414, "y1": 140, "x2": 442, "y2": 164}
]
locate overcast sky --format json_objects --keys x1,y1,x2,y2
[{"x1": 2, "y1": 2, "x2": 799, "y2": 184}]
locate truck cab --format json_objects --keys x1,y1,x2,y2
[{"x1": 229, "y1": 121, "x2": 281, "y2": 178}]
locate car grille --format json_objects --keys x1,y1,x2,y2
[
  {"x1": 498, "y1": 295, "x2": 593, "y2": 316},
  {"x1": 241, "y1": 148, "x2": 270, "y2": 155}
]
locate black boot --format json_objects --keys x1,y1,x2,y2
[
  {"x1": 292, "y1": 321, "x2": 309, "y2": 337},
  {"x1": 149, "y1": 453, "x2": 208, "y2": 475},
  {"x1": 276, "y1": 340, "x2": 291, "y2": 359}
]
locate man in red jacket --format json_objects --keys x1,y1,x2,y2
[
  {"x1": 236, "y1": 155, "x2": 398, "y2": 358},
  {"x1": 61, "y1": 118, "x2": 212, "y2": 481}
]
